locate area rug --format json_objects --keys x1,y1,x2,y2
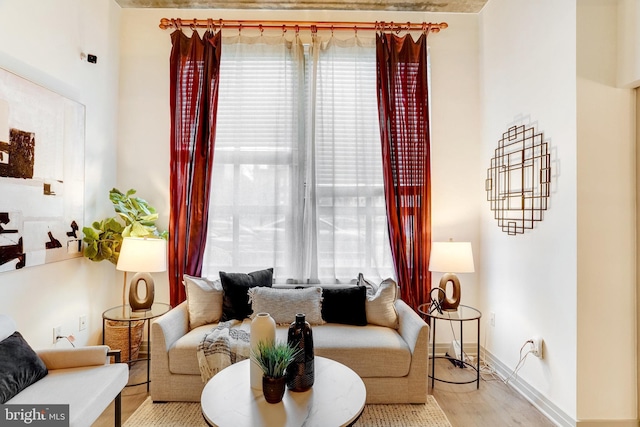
[{"x1": 124, "y1": 395, "x2": 452, "y2": 427}]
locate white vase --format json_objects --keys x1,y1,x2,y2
[{"x1": 250, "y1": 312, "x2": 276, "y2": 389}]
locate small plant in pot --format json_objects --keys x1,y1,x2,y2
[{"x1": 250, "y1": 340, "x2": 301, "y2": 404}]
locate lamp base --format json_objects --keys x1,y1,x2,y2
[
  {"x1": 129, "y1": 272, "x2": 155, "y2": 312},
  {"x1": 438, "y1": 273, "x2": 461, "y2": 311}
]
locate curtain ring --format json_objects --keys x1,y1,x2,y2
[
  {"x1": 176, "y1": 18, "x2": 183, "y2": 30},
  {"x1": 354, "y1": 25, "x2": 357, "y2": 36},
  {"x1": 310, "y1": 25, "x2": 317, "y2": 34},
  {"x1": 295, "y1": 25, "x2": 299, "y2": 35},
  {"x1": 331, "y1": 25, "x2": 334, "y2": 36},
  {"x1": 190, "y1": 19, "x2": 197, "y2": 31},
  {"x1": 207, "y1": 18, "x2": 213, "y2": 33},
  {"x1": 238, "y1": 23, "x2": 242, "y2": 36},
  {"x1": 282, "y1": 24, "x2": 287, "y2": 35},
  {"x1": 259, "y1": 24, "x2": 263, "y2": 35}
]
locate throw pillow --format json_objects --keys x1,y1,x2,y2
[
  {"x1": 365, "y1": 278, "x2": 399, "y2": 329},
  {"x1": 248, "y1": 286, "x2": 324, "y2": 325},
  {"x1": 183, "y1": 274, "x2": 224, "y2": 329},
  {"x1": 220, "y1": 268, "x2": 273, "y2": 321},
  {"x1": 0, "y1": 331, "x2": 48, "y2": 404},
  {"x1": 321, "y1": 286, "x2": 367, "y2": 326},
  {"x1": 357, "y1": 272, "x2": 378, "y2": 296}
]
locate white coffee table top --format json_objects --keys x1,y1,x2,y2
[{"x1": 201, "y1": 356, "x2": 366, "y2": 427}]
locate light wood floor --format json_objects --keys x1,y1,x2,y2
[{"x1": 93, "y1": 358, "x2": 555, "y2": 427}]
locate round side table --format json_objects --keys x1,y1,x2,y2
[
  {"x1": 418, "y1": 303, "x2": 482, "y2": 389},
  {"x1": 102, "y1": 302, "x2": 171, "y2": 390}
]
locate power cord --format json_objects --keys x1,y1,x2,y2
[
  {"x1": 55, "y1": 335, "x2": 76, "y2": 347},
  {"x1": 502, "y1": 340, "x2": 535, "y2": 385}
]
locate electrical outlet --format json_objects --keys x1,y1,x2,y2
[
  {"x1": 53, "y1": 325, "x2": 62, "y2": 343},
  {"x1": 79, "y1": 315, "x2": 87, "y2": 331},
  {"x1": 490, "y1": 312, "x2": 495, "y2": 327},
  {"x1": 531, "y1": 336, "x2": 543, "y2": 358}
]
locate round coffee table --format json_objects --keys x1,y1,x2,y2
[{"x1": 201, "y1": 356, "x2": 366, "y2": 427}]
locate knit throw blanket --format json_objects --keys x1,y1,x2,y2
[{"x1": 196, "y1": 320, "x2": 251, "y2": 383}]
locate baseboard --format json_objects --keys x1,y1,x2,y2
[
  {"x1": 575, "y1": 421, "x2": 639, "y2": 427},
  {"x1": 482, "y1": 348, "x2": 575, "y2": 427}
]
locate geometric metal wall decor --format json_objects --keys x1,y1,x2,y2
[{"x1": 485, "y1": 124, "x2": 550, "y2": 235}]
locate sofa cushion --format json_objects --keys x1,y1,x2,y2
[
  {"x1": 276, "y1": 324, "x2": 411, "y2": 378},
  {"x1": 6, "y1": 364, "x2": 128, "y2": 427},
  {"x1": 365, "y1": 278, "x2": 399, "y2": 329},
  {"x1": 169, "y1": 324, "x2": 223, "y2": 375},
  {"x1": 248, "y1": 286, "x2": 324, "y2": 325},
  {"x1": 0, "y1": 331, "x2": 48, "y2": 403},
  {"x1": 321, "y1": 286, "x2": 367, "y2": 326},
  {"x1": 220, "y1": 269, "x2": 273, "y2": 321},
  {"x1": 184, "y1": 275, "x2": 224, "y2": 329},
  {"x1": 170, "y1": 321, "x2": 411, "y2": 379}
]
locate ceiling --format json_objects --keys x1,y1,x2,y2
[{"x1": 114, "y1": 0, "x2": 488, "y2": 13}]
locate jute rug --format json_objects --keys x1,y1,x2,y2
[{"x1": 124, "y1": 395, "x2": 452, "y2": 427}]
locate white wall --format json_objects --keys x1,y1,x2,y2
[
  {"x1": 577, "y1": 0, "x2": 636, "y2": 422},
  {"x1": 0, "y1": 0, "x2": 121, "y2": 349},
  {"x1": 117, "y1": 8, "x2": 483, "y2": 307},
  {"x1": 480, "y1": 0, "x2": 578, "y2": 421},
  {"x1": 481, "y1": 0, "x2": 638, "y2": 424},
  {"x1": 618, "y1": 0, "x2": 640, "y2": 88}
]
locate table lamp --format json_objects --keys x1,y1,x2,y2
[
  {"x1": 116, "y1": 237, "x2": 167, "y2": 312},
  {"x1": 428, "y1": 240, "x2": 474, "y2": 311}
]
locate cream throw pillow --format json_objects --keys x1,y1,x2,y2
[
  {"x1": 248, "y1": 286, "x2": 324, "y2": 325},
  {"x1": 365, "y1": 278, "x2": 399, "y2": 329},
  {"x1": 183, "y1": 274, "x2": 224, "y2": 329}
]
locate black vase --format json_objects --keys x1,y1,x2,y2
[{"x1": 286, "y1": 313, "x2": 314, "y2": 392}]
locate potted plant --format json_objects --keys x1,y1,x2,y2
[
  {"x1": 82, "y1": 188, "x2": 167, "y2": 264},
  {"x1": 250, "y1": 340, "x2": 301, "y2": 404}
]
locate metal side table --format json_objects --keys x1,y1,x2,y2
[
  {"x1": 102, "y1": 302, "x2": 171, "y2": 390},
  {"x1": 418, "y1": 303, "x2": 481, "y2": 389}
]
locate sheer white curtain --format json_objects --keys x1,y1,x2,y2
[
  {"x1": 202, "y1": 34, "x2": 305, "y2": 280},
  {"x1": 203, "y1": 33, "x2": 394, "y2": 284},
  {"x1": 310, "y1": 36, "x2": 393, "y2": 283}
]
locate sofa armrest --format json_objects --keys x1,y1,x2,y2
[
  {"x1": 152, "y1": 301, "x2": 189, "y2": 352},
  {"x1": 395, "y1": 299, "x2": 429, "y2": 355},
  {"x1": 37, "y1": 345, "x2": 111, "y2": 370}
]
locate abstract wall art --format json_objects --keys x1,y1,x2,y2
[
  {"x1": 0, "y1": 67, "x2": 84, "y2": 272},
  {"x1": 485, "y1": 124, "x2": 550, "y2": 235}
]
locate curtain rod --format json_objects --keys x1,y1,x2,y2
[{"x1": 158, "y1": 18, "x2": 448, "y2": 34}]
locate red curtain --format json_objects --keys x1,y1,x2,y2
[
  {"x1": 168, "y1": 30, "x2": 221, "y2": 306},
  {"x1": 376, "y1": 33, "x2": 432, "y2": 311}
]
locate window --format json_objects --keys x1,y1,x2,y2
[{"x1": 202, "y1": 35, "x2": 394, "y2": 284}]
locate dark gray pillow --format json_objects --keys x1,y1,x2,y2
[
  {"x1": 0, "y1": 331, "x2": 48, "y2": 403},
  {"x1": 321, "y1": 286, "x2": 367, "y2": 326},
  {"x1": 220, "y1": 268, "x2": 273, "y2": 321}
]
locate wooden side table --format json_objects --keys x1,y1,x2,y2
[{"x1": 102, "y1": 302, "x2": 171, "y2": 390}]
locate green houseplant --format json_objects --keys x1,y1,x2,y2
[
  {"x1": 250, "y1": 340, "x2": 300, "y2": 404},
  {"x1": 82, "y1": 188, "x2": 167, "y2": 264}
]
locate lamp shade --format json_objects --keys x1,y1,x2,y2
[
  {"x1": 116, "y1": 237, "x2": 167, "y2": 273},
  {"x1": 429, "y1": 241, "x2": 474, "y2": 273}
]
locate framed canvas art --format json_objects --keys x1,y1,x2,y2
[{"x1": 0, "y1": 67, "x2": 84, "y2": 272}]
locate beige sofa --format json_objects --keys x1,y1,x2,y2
[
  {"x1": 151, "y1": 297, "x2": 429, "y2": 404},
  {"x1": 0, "y1": 315, "x2": 128, "y2": 427}
]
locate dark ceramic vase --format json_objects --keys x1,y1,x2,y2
[
  {"x1": 262, "y1": 375, "x2": 286, "y2": 404},
  {"x1": 286, "y1": 313, "x2": 314, "y2": 392}
]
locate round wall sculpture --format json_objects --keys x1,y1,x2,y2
[{"x1": 485, "y1": 124, "x2": 550, "y2": 235}]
